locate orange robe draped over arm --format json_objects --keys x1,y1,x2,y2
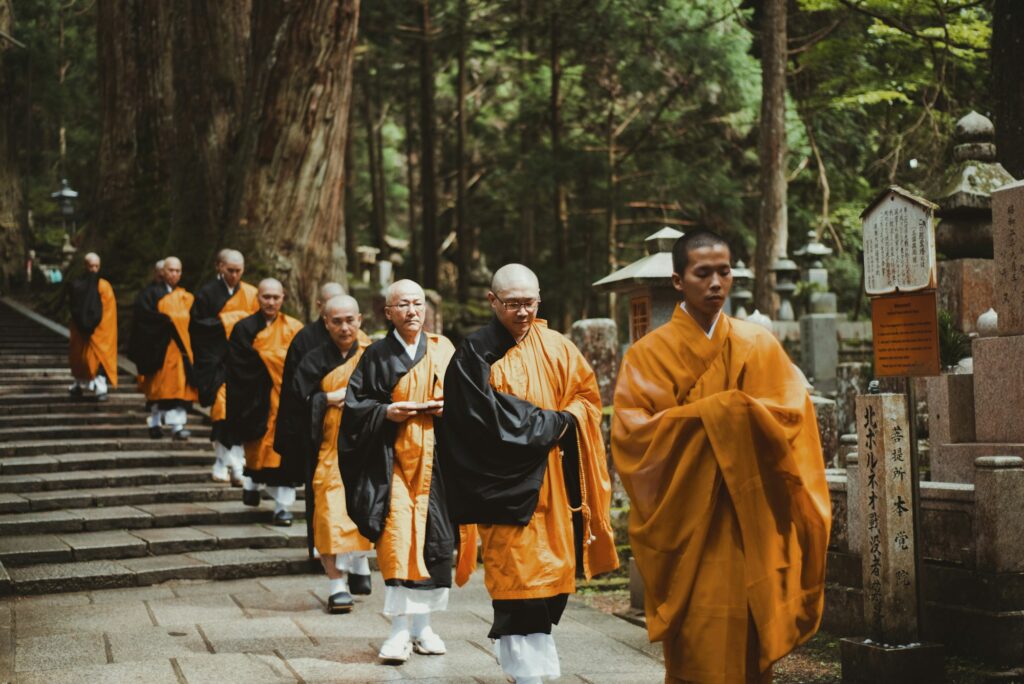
[
  {"x1": 69, "y1": 277, "x2": 118, "y2": 387},
  {"x1": 244, "y1": 314, "x2": 304, "y2": 473},
  {"x1": 140, "y1": 287, "x2": 197, "y2": 402},
  {"x1": 611, "y1": 307, "x2": 831, "y2": 683},
  {"x1": 446, "y1": 320, "x2": 619, "y2": 598}
]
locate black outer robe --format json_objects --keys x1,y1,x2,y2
[
  {"x1": 437, "y1": 317, "x2": 574, "y2": 526},
  {"x1": 291, "y1": 340, "x2": 359, "y2": 557},
  {"x1": 274, "y1": 319, "x2": 331, "y2": 487},
  {"x1": 127, "y1": 282, "x2": 192, "y2": 380},
  {"x1": 67, "y1": 273, "x2": 103, "y2": 335},
  {"x1": 338, "y1": 333, "x2": 455, "y2": 588},
  {"x1": 438, "y1": 317, "x2": 584, "y2": 638},
  {"x1": 188, "y1": 278, "x2": 234, "y2": 408}
]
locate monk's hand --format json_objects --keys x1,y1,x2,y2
[
  {"x1": 326, "y1": 388, "x2": 346, "y2": 407},
  {"x1": 386, "y1": 401, "x2": 421, "y2": 422},
  {"x1": 423, "y1": 400, "x2": 443, "y2": 417}
]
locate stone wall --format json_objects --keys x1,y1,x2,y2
[{"x1": 824, "y1": 457, "x2": 1024, "y2": 666}]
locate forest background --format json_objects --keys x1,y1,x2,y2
[{"x1": 0, "y1": 0, "x2": 1020, "y2": 331}]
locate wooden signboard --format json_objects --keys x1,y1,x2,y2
[
  {"x1": 871, "y1": 291, "x2": 941, "y2": 377},
  {"x1": 861, "y1": 186, "x2": 938, "y2": 296}
]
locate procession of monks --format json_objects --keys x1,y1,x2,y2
[{"x1": 65, "y1": 230, "x2": 829, "y2": 683}]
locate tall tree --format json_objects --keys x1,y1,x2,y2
[
  {"x1": 993, "y1": 0, "x2": 1024, "y2": 179},
  {"x1": 361, "y1": 58, "x2": 388, "y2": 251},
  {"x1": 226, "y1": 0, "x2": 361, "y2": 316},
  {"x1": 0, "y1": 0, "x2": 24, "y2": 289},
  {"x1": 550, "y1": 1, "x2": 570, "y2": 329},
  {"x1": 418, "y1": 0, "x2": 439, "y2": 290},
  {"x1": 454, "y1": 0, "x2": 471, "y2": 302},
  {"x1": 754, "y1": 0, "x2": 788, "y2": 315}
]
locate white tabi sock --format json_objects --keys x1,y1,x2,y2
[
  {"x1": 350, "y1": 554, "x2": 371, "y2": 575},
  {"x1": 328, "y1": 577, "x2": 349, "y2": 596},
  {"x1": 389, "y1": 615, "x2": 410, "y2": 641},
  {"x1": 411, "y1": 613, "x2": 430, "y2": 639}
]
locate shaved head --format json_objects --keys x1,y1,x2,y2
[
  {"x1": 222, "y1": 250, "x2": 244, "y2": 267},
  {"x1": 154, "y1": 259, "x2": 165, "y2": 282},
  {"x1": 490, "y1": 263, "x2": 540, "y2": 296},
  {"x1": 164, "y1": 256, "x2": 182, "y2": 270},
  {"x1": 322, "y1": 294, "x2": 360, "y2": 317},
  {"x1": 385, "y1": 279, "x2": 425, "y2": 305},
  {"x1": 258, "y1": 277, "x2": 284, "y2": 295},
  {"x1": 84, "y1": 252, "x2": 100, "y2": 273},
  {"x1": 319, "y1": 282, "x2": 345, "y2": 301}
]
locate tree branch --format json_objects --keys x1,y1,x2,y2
[{"x1": 836, "y1": 0, "x2": 987, "y2": 53}]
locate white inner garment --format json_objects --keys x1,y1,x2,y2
[
  {"x1": 335, "y1": 552, "x2": 372, "y2": 575},
  {"x1": 494, "y1": 633, "x2": 561, "y2": 680},
  {"x1": 391, "y1": 328, "x2": 422, "y2": 361},
  {"x1": 681, "y1": 301, "x2": 722, "y2": 339},
  {"x1": 382, "y1": 585, "x2": 449, "y2": 616}
]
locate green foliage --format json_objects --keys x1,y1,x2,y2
[{"x1": 937, "y1": 309, "x2": 972, "y2": 369}]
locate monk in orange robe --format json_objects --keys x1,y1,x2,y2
[
  {"x1": 290, "y1": 295, "x2": 373, "y2": 613},
  {"x1": 339, "y1": 279, "x2": 456, "y2": 664},
  {"x1": 440, "y1": 264, "x2": 619, "y2": 683},
  {"x1": 225, "y1": 278, "x2": 304, "y2": 526},
  {"x1": 128, "y1": 256, "x2": 198, "y2": 441},
  {"x1": 68, "y1": 252, "x2": 118, "y2": 400},
  {"x1": 611, "y1": 230, "x2": 831, "y2": 684},
  {"x1": 190, "y1": 249, "x2": 259, "y2": 484}
]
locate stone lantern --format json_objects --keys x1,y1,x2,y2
[
  {"x1": 730, "y1": 260, "x2": 754, "y2": 319},
  {"x1": 930, "y1": 110, "x2": 1016, "y2": 333},
  {"x1": 592, "y1": 227, "x2": 683, "y2": 342},
  {"x1": 793, "y1": 230, "x2": 833, "y2": 289},
  {"x1": 770, "y1": 257, "x2": 800, "y2": 321}
]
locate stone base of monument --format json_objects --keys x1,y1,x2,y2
[{"x1": 840, "y1": 637, "x2": 945, "y2": 683}]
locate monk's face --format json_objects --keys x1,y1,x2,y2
[
  {"x1": 385, "y1": 285, "x2": 425, "y2": 339},
  {"x1": 489, "y1": 280, "x2": 540, "y2": 341},
  {"x1": 163, "y1": 259, "x2": 182, "y2": 288},
  {"x1": 84, "y1": 257, "x2": 100, "y2": 274},
  {"x1": 258, "y1": 286, "x2": 285, "y2": 319},
  {"x1": 672, "y1": 244, "x2": 732, "y2": 318},
  {"x1": 325, "y1": 304, "x2": 362, "y2": 352},
  {"x1": 222, "y1": 259, "x2": 244, "y2": 289}
]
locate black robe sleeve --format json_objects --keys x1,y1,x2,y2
[
  {"x1": 225, "y1": 313, "x2": 271, "y2": 444},
  {"x1": 127, "y1": 283, "x2": 173, "y2": 375},
  {"x1": 438, "y1": 317, "x2": 572, "y2": 526},
  {"x1": 274, "y1": 320, "x2": 331, "y2": 479},
  {"x1": 67, "y1": 273, "x2": 103, "y2": 335},
  {"x1": 189, "y1": 279, "x2": 232, "y2": 406},
  {"x1": 337, "y1": 340, "x2": 405, "y2": 542}
]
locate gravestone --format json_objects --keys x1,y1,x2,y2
[
  {"x1": 812, "y1": 395, "x2": 839, "y2": 467},
  {"x1": 991, "y1": 179, "x2": 1024, "y2": 336},
  {"x1": 841, "y1": 393, "x2": 944, "y2": 683},
  {"x1": 800, "y1": 314, "x2": 839, "y2": 392},
  {"x1": 569, "y1": 318, "x2": 619, "y2": 407}
]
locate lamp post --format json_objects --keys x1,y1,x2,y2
[{"x1": 50, "y1": 179, "x2": 78, "y2": 236}]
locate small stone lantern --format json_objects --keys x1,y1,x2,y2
[
  {"x1": 793, "y1": 230, "x2": 833, "y2": 290},
  {"x1": 592, "y1": 227, "x2": 684, "y2": 342},
  {"x1": 771, "y1": 257, "x2": 800, "y2": 321},
  {"x1": 730, "y1": 260, "x2": 754, "y2": 319}
]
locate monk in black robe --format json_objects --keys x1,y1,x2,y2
[{"x1": 190, "y1": 249, "x2": 259, "y2": 485}]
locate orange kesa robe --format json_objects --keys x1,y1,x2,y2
[
  {"x1": 243, "y1": 314, "x2": 304, "y2": 473},
  {"x1": 612, "y1": 306, "x2": 831, "y2": 683},
  {"x1": 209, "y1": 289, "x2": 260, "y2": 423},
  {"x1": 140, "y1": 287, "x2": 198, "y2": 402},
  {"x1": 452, "y1": 320, "x2": 619, "y2": 597},
  {"x1": 69, "y1": 277, "x2": 119, "y2": 387},
  {"x1": 312, "y1": 343, "x2": 373, "y2": 556}
]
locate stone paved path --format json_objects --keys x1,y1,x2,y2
[{"x1": 0, "y1": 571, "x2": 667, "y2": 683}]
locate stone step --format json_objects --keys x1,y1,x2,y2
[
  {"x1": 0, "y1": 402, "x2": 151, "y2": 416},
  {"x1": 3, "y1": 547, "x2": 315, "y2": 594},
  {"x1": 0, "y1": 355, "x2": 76, "y2": 368},
  {"x1": 0, "y1": 522, "x2": 308, "y2": 566},
  {"x1": 0, "y1": 412, "x2": 148, "y2": 428},
  {"x1": 0, "y1": 435, "x2": 211, "y2": 457},
  {"x1": 0, "y1": 377, "x2": 136, "y2": 391},
  {"x1": 0, "y1": 479, "x2": 306, "y2": 512},
  {"x1": 0, "y1": 465, "x2": 217, "y2": 493},
  {"x1": 0, "y1": 500, "x2": 308, "y2": 537},
  {"x1": 0, "y1": 423, "x2": 212, "y2": 443},
  {"x1": 0, "y1": 449, "x2": 213, "y2": 475},
  {"x1": 0, "y1": 392, "x2": 146, "y2": 408},
  {"x1": 0, "y1": 367, "x2": 133, "y2": 380}
]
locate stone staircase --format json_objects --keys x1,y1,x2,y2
[{"x1": 0, "y1": 299, "x2": 314, "y2": 595}]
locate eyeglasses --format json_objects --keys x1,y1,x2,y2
[
  {"x1": 386, "y1": 300, "x2": 425, "y2": 312},
  {"x1": 494, "y1": 294, "x2": 541, "y2": 312}
]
